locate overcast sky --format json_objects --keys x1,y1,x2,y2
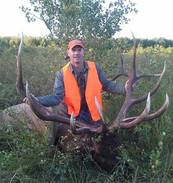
[{"x1": 0, "y1": 0, "x2": 173, "y2": 39}]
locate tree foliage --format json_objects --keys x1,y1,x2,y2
[
  {"x1": 20, "y1": 0, "x2": 137, "y2": 43},
  {"x1": 20, "y1": 0, "x2": 137, "y2": 61}
]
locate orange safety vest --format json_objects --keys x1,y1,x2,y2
[{"x1": 62, "y1": 61, "x2": 103, "y2": 121}]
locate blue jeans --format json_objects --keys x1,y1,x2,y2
[{"x1": 78, "y1": 110, "x2": 101, "y2": 127}]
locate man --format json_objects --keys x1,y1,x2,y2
[{"x1": 24, "y1": 40, "x2": 130, "y2": 145}]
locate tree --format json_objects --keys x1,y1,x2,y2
[{"x1": 20, "y1": 0, "x2": 137, "y2": 61}]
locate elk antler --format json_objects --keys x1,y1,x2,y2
[
  {"x1": 16, "y1": 33, "x2": 26, "y2": 98},
  {"x1": 16, "y1": 34, "x2": 101, "y2": 135},
  {"x1": 92, "y1": 33, "x2": 169, "y2": 132},
  {"x1": 25, "y1": 81, "x2": 100, "y2": 134},
  {"x1": 16, "y1": 33, "x2": 169, "y2": 135}
]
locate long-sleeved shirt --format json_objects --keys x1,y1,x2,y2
[{"x1": 38, "y1": 61, "x2": 126, "y2": 107}]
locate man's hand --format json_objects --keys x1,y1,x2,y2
[
  {"x1": 23, "y1": 93, "x2": 38, "y2": 105},
  {"x1": 125, "y1": 80, "x2": 136, "y2": 92}
]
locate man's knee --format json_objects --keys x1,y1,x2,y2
[{"x1": 51, "y1": 103, "x2": 67, "y2": 116}]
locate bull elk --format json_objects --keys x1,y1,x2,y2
[{"x1": 2, "y1": 33, "x2": 169, "y2": 172}]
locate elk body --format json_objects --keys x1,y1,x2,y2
[
  {"x1": 1, "y1": 34, "x2": 169, "y2": 172},
  {"x1": 1, "y1": 103, "x2": 47, "y2": 132}
]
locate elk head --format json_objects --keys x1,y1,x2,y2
[{"x1": 16, "y1": 33, "x2": 169, "y2": 171}]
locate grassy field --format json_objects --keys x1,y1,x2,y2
[{"x1": 0, "y1": 40, "x2": 172, "y2": 182}]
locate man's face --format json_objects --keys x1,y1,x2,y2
[{"x1": 68, "y1": 45, "x2": 84, "y2": 67}]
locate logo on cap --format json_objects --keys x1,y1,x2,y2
[{"x1": 73, "y1": 40, "x2": 79, "y2": 43}]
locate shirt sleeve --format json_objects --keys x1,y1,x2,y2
[
  {"x1": 95, "y1": 63, "x2": 126, "y2": 96},
  {"x1": 37, "y1": 70, "x2": 65, "y2": 107}
]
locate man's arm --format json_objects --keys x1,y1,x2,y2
[
  {"x1": 37, "y1": 70, "x2": 65, "y2": 107},
  {"x1": 95, "y1": 63, "x2": 126, "y2": 96}
]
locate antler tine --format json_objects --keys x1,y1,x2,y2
[
  {"x1": 113, "y1": 92, "x2": 151, "y2": 129},
  {"x1": 145, "y1": 93, "x2": 169, "y2": 120},
  {"x1": 137, "y1": 73, "x2": 161, "y2": 79},
  {"x1": 109, "y1": 32, "x2": 137, "y2": 84},
  {"x1": 136, "y1": 61, "x2": 166, "y2": 80},
  {"x1": 131, "y1": 32, "x2": 137, "y2": 83},
  {"x1": 109, "y1": 49, "x2": 130, "y2": 81},
  {"x1": 121, "y1": 93, "x2": 169, "y2": 123},
  {"x1": 93, "y1": 97, "x2": 108, "y2": 133},
  {"x1": 16, "y1": 33, "x2": 26, "y2": 98},
  {"x1": 95, "y1": 96, "x2": 105, "y2": 124},
  {"x1": 147, "y1": 61, "x2": 166, "y2": 95},
  {"x1": 70, "y1": 111, "x2": 95, "y2": 135},
  {"x1": 70, "y1": 111, "x2": 77, "y2": 134},
  {"x1": 134, "y1": 61, "x2": 167, "y2": 104},
  {"x1": 120, "y1": 50, "x2": 131, "y2": 78}
]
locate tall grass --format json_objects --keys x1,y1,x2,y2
[{"x1": 0, "y1": 41, "x2": 172, "y2": 182}]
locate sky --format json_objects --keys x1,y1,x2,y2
[{"x1": 0, "y1": 0, "x2": 173, "y2": 40}]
